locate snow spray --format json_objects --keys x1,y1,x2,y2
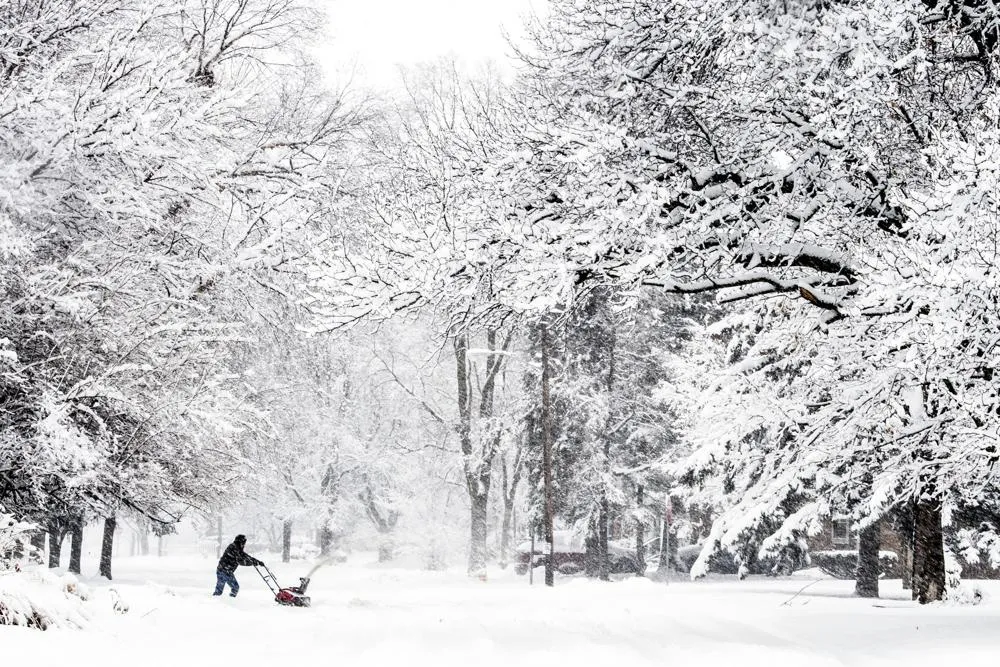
[{"x1": 304, "y1": 556, "x2": 339, "y2": 580}]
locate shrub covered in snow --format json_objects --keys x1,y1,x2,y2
[
  {"x1": 951, "y1": 525, "x2": 1000, "y2": 579},
  {"x1": 0, "y1": 571, "x2": 92, "y2": 629},
  {"x1": 944, "y1": 546, "x2": 987, "y2": 606},
  {"x1": 1, "y1": 515, "x2": 130, "y2": 630},
  {"x1": 676, "y1": 544, "x2": 739, "y2": 575},
  {"x1": 0, "y1": 506, "x2": 36, "y2": 570}
]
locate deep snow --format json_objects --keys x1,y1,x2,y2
[{"x1": 4, "y1": 554, "x2": 1000, "y2": 666}]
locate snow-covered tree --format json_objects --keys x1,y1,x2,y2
[
  {"x1": 487, "y1": 0, "x2": 1000, "y2": 603},
  {"x1": 304, "y1": 62, "x2": 526, "y2": 576},
  {"x1": 0, "y1": 0, "x2": 359, "y2": 576}
]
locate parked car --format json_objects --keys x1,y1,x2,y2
[{"x1": 513, "y1": 531, "x2": 658, "y2": 575}]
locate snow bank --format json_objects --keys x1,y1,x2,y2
[{"x1": 0, "y1": 569, "x2": 128, "y2": 630}]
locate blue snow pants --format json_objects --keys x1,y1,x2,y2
[{"x1": 213, "y1": 570, "x2": 239, "y2": 597}]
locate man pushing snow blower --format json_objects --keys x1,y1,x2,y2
[
  {"x1": 212, "y1": 533, "x2": 311, "y2": 606},
  {"x1": 213, "y1": 534, "x2": 263, "y2": 598}
]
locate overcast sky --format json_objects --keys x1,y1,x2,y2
[{"x1": 317, "y1": 0, "x2": 544, "y2": 87}]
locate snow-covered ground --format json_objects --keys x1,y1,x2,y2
[{"x1": 4, "y1": 554, "x2": 1000, "y2": 666}]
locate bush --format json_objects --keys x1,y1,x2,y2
[
  {"x1": 0, "y1": 570, "x2": 131, "y2": 630},
  {"x1": 811, "y1": 550, "x2": 899, "y2": 579},
  {"x1": 0, "y1": 571, "x2": 89, "y2": 630},
  {"x1": 676, "y1": 544, "x2": 739, "y2": 575},
  {"x1": 0, "y1": 506, "x2": 36, "y2": 570}
]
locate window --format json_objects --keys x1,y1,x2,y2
[{"x1": 832, "y1": 518, "x2": 851, "y2": 546}]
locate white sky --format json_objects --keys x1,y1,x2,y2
[{"x1": 316, "y1": 0, "x2": 544, "y2": 88}]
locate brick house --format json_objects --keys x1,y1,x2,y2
[
  {"x1": 808, "y1": 515, "x2": 1000, "y2": 579},
  {"x1": 808, "y1": 516, "x2": 904, "y2": 554}
]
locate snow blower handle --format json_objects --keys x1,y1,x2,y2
[{"x1": 254, "y1": 563, "x2": 282, "y2": 597}]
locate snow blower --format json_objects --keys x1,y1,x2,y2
[{"x1": 254, "y1": 563, "x2": 311, "y2": 607}]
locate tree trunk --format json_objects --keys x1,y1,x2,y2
[
  {"x1": 529, "y1": 528, "x2": 536, "y2": 585},
  {"x1": 901, "y1": 538, "x2": 914, "y2": 590},
  {"x1": 157, "y1": 533, "x2": 164, "y2": 557},
  {"x1": 468, "y1": 491, "x2": 489, "y2": 577},
  {"x1": 855, "y1": 519, "x2": 880, "y2": 598},
  {"x1": 377, "y1": 536, "x2": 395, "y2": 562},
  {"x1": 584, "y1": 530, "x2": 599, "y2": 576},
  {"x1": 598, "y1": 495, "x2": 610, "y2": 581},
  {"x1": 30, "y1": 530, "x2": 46, "y2": 564},
  {"x1": 362, "y1": 488, "x2": 400, "y2": 563},
  {"x1": 912, "y1": 500, "x2": 946, "y2": 603},
  {"x1": 656, "y1": 494, "x2": 676, "y2": 576},
  {"x1": 216, "y1": 516, "x2": 223, "y2": 559},
  {"x1": 282, "y1": 520, "x2": 292, "y2": 563},
  {"x1": 455, "y1": 334, "x2": 489, "y2": 578},
  {"x1": 511, "y1": 506, "x2": 518, "y2": 554},
  {"x1": 455, "y1": 335, "x2": 476, "y2": 575},
  {"x1": 100, "y1": 516, "x2": 116, "y2": 580},
  {"x1": 596, "y1": 430, "x2": 612, "y2": 581},
  {"x1": 319, "y1": 524, "x2": 333, "y2": 557},
  {"x1": 9, "y1": 534, "x2": 24, "y2": 561},
  {"x1": 541, "y1": 322, "x2": 555, "y2": 588},
  {"x1": 635, "y1": 485, "x2": 646, "y2": 577},
  {"x1": 48, "y1": 521, "x2": 64, "y2": 569},
  {"x1": 597, "y1": 315, "x2": 616, "y2": 581},
  {"x1": 69, "y1": 518, "x2": 83, "y2": 574},
  {"x1": 138, "y1": 520, "x2": 149, "y2": 556},
  {"x1": 499, "y1": 502, "x2": 514, "y2": 569},
  {"x1": 498, "y1": 446, "x2": 523, "y2": 569},
  {"x1": 454, "y1": 326, "x2": 510, "y2": 578},
  {"x1": 898, "y1": 503, "x2": 914, "y2": 590}
]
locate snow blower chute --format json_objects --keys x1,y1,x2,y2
[{"x1": 254, "y1": 563, "x2": 311, "y2": 607}]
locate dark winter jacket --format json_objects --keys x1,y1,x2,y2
[{"x1": 217, "y1": 540, "x2": 261, "y2": 574}]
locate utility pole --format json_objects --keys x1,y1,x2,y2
[{"x1": 541, "y1": 320, "x2": 555, "y2": 587}]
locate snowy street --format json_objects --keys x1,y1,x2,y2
[{"x1": 5, "y1": 555, "x2": 999, "y2": 667}]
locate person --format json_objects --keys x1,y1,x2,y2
[{"x1": 213, "y1": 534, "x2": 263, "y2": 597}]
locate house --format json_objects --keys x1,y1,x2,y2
[
  {"x1": 808, "y1": 516, "x2": 903, "y2": 554},
  {"x1": 808, "y1": 514, "x2": 1000, "y2": 580}
]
